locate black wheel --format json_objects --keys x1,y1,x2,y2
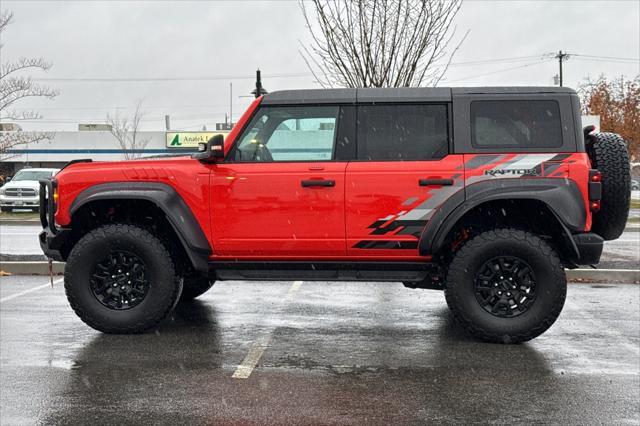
[
  {"x1": 586, "y1": 132, "x2": 631, "y2": 240},
  {"x1": 0, "y1": 206, "x2": 12, "y2": 212},
  {"x1": 180, "y1": 274, "x2": 214, "y2": 301},
  {"x1": 65, "y1": 224, "x2": 183, "y2": 333},
  {"x1": 445, "y1": 228, "x2": 566, "y2": 343}
]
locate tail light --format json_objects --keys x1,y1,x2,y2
[{"x1": 588, "y1": 170, "x2": 602, "y2": 211}]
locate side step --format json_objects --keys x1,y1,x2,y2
[{"x1": 209, "y1": 261, "x2": 440, "y2": 282}]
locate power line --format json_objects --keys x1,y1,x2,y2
[
  {"x1": 442, "y1": 59, "x2": 553, "y2": 83},
  {"x1": 33, "y1": 72, "x2": 313, "y2": 82},
  {"x1": 572, "y1": 54, "x2": 639, "y2": 62},
  {"x1": 30, "y1": 55, "x2": 557, "y2": 83},
  {"x1": 572, "y1": 57, "x2": 640, "y2": 64},
  {"x1": 26, "y1": 104, "x2": 239, "y2": 110},
  {"x1": 446, "y1": 55, "x2": 546, "y2": 67}
]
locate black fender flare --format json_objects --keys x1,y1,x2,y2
[
  {"x1": 70, "y1": 182, "x2": 211, "y2": 273},
  {"x1": 419, "y1": 178, "x2": 586, "y2": 259}
]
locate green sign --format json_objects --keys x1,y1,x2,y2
[{"x1": 166, "y1": 132, "x2": 227, "y2": 148}]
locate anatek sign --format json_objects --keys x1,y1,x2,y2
[{"x1": 166, "y1": 132, "x2": 228, "y2": 148}]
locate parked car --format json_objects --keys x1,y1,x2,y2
[
  {"x1": 631, "y1": 179, "x2": 639, "y2": 191},
  {"x1": 39, "y1": 87, "x2": 631, "y2": 342},
  {"x1": 0, "y1": 168, "x2": 59, "y2": 212}
]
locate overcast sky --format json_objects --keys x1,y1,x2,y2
[{"x1": 2, "y1": 0, "x2": 639, "y2": 131}]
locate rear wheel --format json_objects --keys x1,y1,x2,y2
[
  {"x1": 445, "y1": 228, "x2": 566, "y2": 343},
  {"x1": 0, "y1": 207, "x2": 12, "y2": 212},
  {"x1": 586, "y1": 132, "x2": 631, "y2": 240},
  {"x1": 65, "y1": 224, "x2": 182, "y2": 333}
]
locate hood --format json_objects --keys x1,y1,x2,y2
[{"x1": 1, "y1": 180, "x2": 41, "y2": 191}]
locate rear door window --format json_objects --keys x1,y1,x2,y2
[
  {"x1": 357, "y1": 104, "x2": 449, "y2": 161},
  {"x1": 471, "y1": 100, "x2": 562, "y2": 148}
]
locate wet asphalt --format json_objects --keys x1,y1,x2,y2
[{"x1": 1, "y1": 275, "x2": 639, "y2": 425}]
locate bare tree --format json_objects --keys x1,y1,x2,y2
[
  {"x1": 300, "y1": 0, "x2": 465, "y2": 88},
  {"x1": 106, "y1": 101, "x2": 150, "y2": 160},
  {"x1": 0, "y1": 10, "x2": 58, "y2": 160}
]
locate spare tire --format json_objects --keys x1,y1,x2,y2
[{"x1": 586, "y1": 132, "x2": 631, "y2": 240}]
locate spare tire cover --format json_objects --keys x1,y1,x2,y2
[{"x1": 586, "y1": 132, "x2": 631, "y2": 241}]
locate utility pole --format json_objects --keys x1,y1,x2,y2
[
  {"x1": 229, "y1": 82, "x2": 233, "y2": 126},
  {"x1": 555, "y1": 50, "x2": 570, "y2": 86}
]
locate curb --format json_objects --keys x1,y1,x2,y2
[
  {"x1": 1, "y1": 261, "x2": 65, "y2": 275},
  {"x1": 566, "y1": 268, "x2": 640, "y2": 283},
  {"x1": 1, "y1": 261, "x2": 638, "y2": 283},
  {"x1": 0, "y1": 220, "x2": 40, "y2": 226}
]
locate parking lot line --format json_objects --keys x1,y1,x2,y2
[
  {"x1": 232, "y1": 280, "x2": 303, "y2": 379},
  {"x1": 0, "y1": 278, "x2": 64, "y2": 303},
  {"x1": 564, "y1": 298, "x2": 640, "y2": 356}
]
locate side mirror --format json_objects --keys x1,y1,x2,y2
[
  {"x1": 5, "y1": 176, "x2": 11, "y2": 182},
  {"x1": 193, "y1": 134, "x2": 225, "y2": 163}
]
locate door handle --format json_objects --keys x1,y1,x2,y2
[
  {"x1": 301, "y1": 179, "x2": 335, "y2": 188},
  {"x1": 419, "y1": 178, "x2": 454, "y2": 186}
]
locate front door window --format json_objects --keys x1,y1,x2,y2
[{"x1": 233, "y1": 106, "x2": 339, "y2": 162}]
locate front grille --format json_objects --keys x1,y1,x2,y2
[{"x1": 5, "y1": 188, "x2": 36, "y2": 197}]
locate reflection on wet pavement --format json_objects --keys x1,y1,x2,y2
[{"x1": 1, "y1": 276, "x2": 638, "y2": 424}]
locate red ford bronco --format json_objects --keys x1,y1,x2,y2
[{"x1": 39, "y1": 87, "x2": 631, "y2": 343}]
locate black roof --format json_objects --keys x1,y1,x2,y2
[{"x1": 261, "y1": 86, "x2": 576, "y2": 105}]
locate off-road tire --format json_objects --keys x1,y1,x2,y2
[
  {"x1": 65, "y1": 224, "x2": 183, "y2": 333},
  {"x1": 180, "y1": 275, "x2": 215, "y2": 301},
  {"x1": 445, "y1": 228, "x2": 566, "y2": 343},
  {"x1": 586, "y1": 132, "x2": 631, "y2": 240}
]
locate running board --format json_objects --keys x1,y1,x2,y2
[{"x1": 209, "y1": 261, "x2": 439, "y2": 282}]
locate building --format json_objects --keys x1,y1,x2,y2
[{"x1": 0, "y1": 128, "x2": 227, "y2": 176}]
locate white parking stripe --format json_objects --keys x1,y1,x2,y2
[
  {"x1": 0, "y1": 278, "x2": 64, "y2": 303},
  {"x1": 564, "y1": 298, "x2": 640, "y2": 356},
  {"x1": 232, "y1": 334, "x2": 274, "y2": 379},
  {"x1": 232, "y1": 280, "x2": 303, "y2": 379}
]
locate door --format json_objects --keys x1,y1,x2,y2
[
  {"x1": 346, "y1": 103, "x2": 464, "y2": 257},
  {"x1": 211, "y1": 105, "x2": 348, "y2": 257}
]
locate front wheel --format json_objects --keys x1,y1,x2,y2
[
  {"x1": 445, "y1": 228, "x2": 566, "y2": 343},
  {"x1": 65, "y1": 224, "x2": 183, "y2": 333}
]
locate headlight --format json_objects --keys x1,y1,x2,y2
[
  {"x1": 0, "y1": 188, "x2": 5, "y2": 195},
  {"x1": 34, "y1": 187, "x2": 39, "y2": 196}
]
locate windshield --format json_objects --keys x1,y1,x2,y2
[{"x1": 12, "y1": 170, "x2": 54, "y2": 181}]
